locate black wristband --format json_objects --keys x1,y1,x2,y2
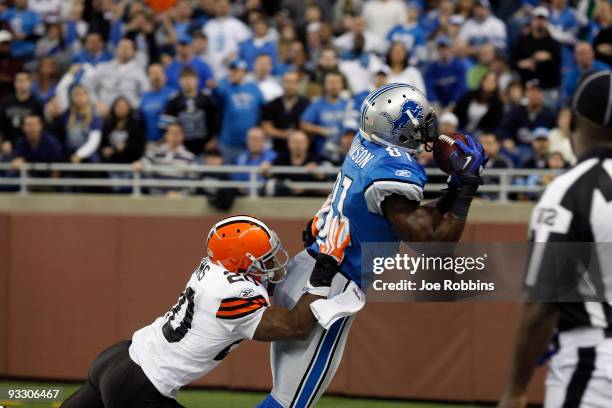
[
  {"x1": 448, "y1": 184, "x2": 478, "y2": 219},
  {"x1": 310, "y1": 253, "x2": 340, "y2": 287},
  {"x1": 435, "y1": 186, "x2": 459, "y2": 214}
]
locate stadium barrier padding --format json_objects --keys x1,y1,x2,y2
[{"x1": 0, "y1": 212, "x2": 545, "y2": 403}]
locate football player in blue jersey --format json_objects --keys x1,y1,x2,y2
[{"x1": 256, "y1": 83, "x2": 488, "y2": 408}]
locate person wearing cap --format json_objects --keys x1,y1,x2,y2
[
  {"x1": 522, "y1": 127, "x2": 551, "y2": 169},
  {"x1": 458, "y1": 0, "x2": 507, "y2": 56},
  {"x1": 211, "y1": 58, "x2": 265, "y2": 164},
  {"x1": 424, "y1": 35, "x2": 467, "y2": 112},
  {"x1": 499, "y1": 70, "x2": 612, "y2": 408},
  {"x1": 498, "y1": 79, "x2": 557, "y2": 164},
  {"x1": 165, "y1": 35, "x2": 213, "y2": 92},
  {"x1": 512, "y1": 7, "x2": 562, "y2": 93}
]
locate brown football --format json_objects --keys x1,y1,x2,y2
[{"x1": 433, "y1": 133, "x2": 468, "y2": 175}]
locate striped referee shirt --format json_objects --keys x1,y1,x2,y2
[{"x1": 525, "y1": 148, "x2": 612, "y2": 332}]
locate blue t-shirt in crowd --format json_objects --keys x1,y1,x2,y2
[
  {"x1": 1, "y1": 7, "x2": 41, "y2": 59},
  {"x1": 301, "y1": 97, "x2": 348, "y2": 155},
  {"x1": 215, "y1": 80, "x2": 265, "y2": 147},
  {"x1": 424, "y1": 58, "x2": 467, "y2": 107},
  {"x1": 140, "y1": 87, "x2": 176, "y2": 141},
  {"x1": 72, "y1": 50, "x2": 114, "y2": 66},
  {"x1": 549, "y1": 7, "x2": 581, "y2": 71},
  {"x1": 562, "y1": 60, "x2": 610, "y2": 105},
  {"x1": 233, "y1": 148, "x2": 277, "y2": 182},
  {"x1": 165, "y1": 58, "x2": 214, "y2": 91},
  {"x1": 386, "y1": 24, "x2": 427, "y2": 52},
  {"x1": 239, "y1": 39, "x2": 279, "y2": 72}
]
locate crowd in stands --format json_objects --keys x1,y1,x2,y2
[{"x1": 0, "y1": 0, "x2": 610, "y2": 200}]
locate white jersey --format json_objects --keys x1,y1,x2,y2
[{"x1": 129, "y1": 257, "x2": 269, "y2": 398}]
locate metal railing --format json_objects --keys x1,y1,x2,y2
[{"x1": 0, "y1": 163, "x2": 560, "y2": 202}]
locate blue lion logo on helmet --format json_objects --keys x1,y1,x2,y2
[{"x1": 380, "y1": 99, "x2": 425, "y2": 135}]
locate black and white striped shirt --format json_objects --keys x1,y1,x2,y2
[{"x1": 525, "y1": 148, "x2": 612, "y2": 332}]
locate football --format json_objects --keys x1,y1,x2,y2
[{"x1": 433, "y1": 133, "x2": 469, "y2": 175}]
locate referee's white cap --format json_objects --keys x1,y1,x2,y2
[{"x1": 572, "y1": 70, "x2": 612, "y2": 128}]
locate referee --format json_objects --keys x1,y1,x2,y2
[{"x1": 499, "y1": 70, "x2": 612, "y2": 408}]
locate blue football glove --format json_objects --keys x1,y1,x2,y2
[{"x1": 447, "y1": 135, "x2": 488, "y2": 186}]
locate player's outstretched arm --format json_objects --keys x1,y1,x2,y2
[
  {"x1": 252, "y1": 293, "x2": 323, "y2": 341},
  {"x1": 384, "y1": 134, "x2": 488, "y2": 243},
  {"x1": 383, "y1": 195, "x2": 467, "y2": 242},
  {"x1": 498, "y1": 302, "x2": 558, "y2": 408}
]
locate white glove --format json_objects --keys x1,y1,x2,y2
[{"x1": 310, "y1": 281, "x2": 365, "y2": 330}]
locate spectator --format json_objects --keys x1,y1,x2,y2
[
  {"x1": 84, "y1": 38, "x2": 150, "y2": 113},
  {"x1": 386, "y1": 42, "x2": 426, "y2": 94},
  {"x1": 523, "y1": 127, "x2": 551, "y2": 169},
  {"x1": 239, "y1": 16, "x2": 279, "y2": 72},
  {"x1": 0, "y1": 72, "x2": 44, "y2": 157},
  {"x1": 425, "y1": 36, "x2": 467, "y2": 112},
  {"x1": 561, "y1": 42, "x2": 610, "y2": 105},
  {"x1": 52, "y1": 72, "x2": 103, "y2": 163},
  {"x1": 334, "y1": 15, "x2": 386, "y2": 56},
  {"x1": 250, "y1": 54, "x2": 283, "y2": 102},
  {"x1": 10, "y1": 114, "x2": 62, "y2": 170},
  {"x1": 479, "y1": 132, "x2": 513, "y2": 200},
  {"x1": 548, "y1": 0, "x2": 581, "y2": 71},
  {"x1": 386, "y1": 2, "x2": 427, "y2": 62},
  {"x1": 31, "y1": 57, "x2": 58, "y2": 105},
  {"x1": 439, "y1": 111, "x2": 459, "y2": 135},
  {"x1": 213, "y1": 59, "x2": 265, "y2": 164},
  {"x1": 100, "y1": 97, "x2": 146, "y2": 164},
  {"x1": 593, "y1": 26, "x2": 612, "y2": 67},
  {"x1": 454, "y1": 71, "x2": 503, "y2": 134},
  {"x1": 161, "y1": 68, "x2": 219, "y2": 156},
  {"x1": 34, "y1": 17, "x2": 66, "y2": 59},
  {"x1": 458, "y1": 0, "x2": 507, "y2": 55},
  {"x1": 0, "y1": 0, "x2": 43, "y2": 60},
  {"x1": 165, "y1": 36, "x2": 213, "y2": 92},
  {"x1": 307, "y1": 46, "x2": 346, "y2": 98},
  {"x1": 233, "y1": 127, "x2": 277, "y2": 183},
  {"x1": 498, "y1": 79, "x2": 556, "y2": 164},
  {"x1": 338, "y1": 32, "x2": 385, "y2": 95},
  {"x1": 264, "y1": 130, "x2": 321, "y2": 196},
  {"x1": 140, "y1": 63, "x2": 176, "y2": 143},
  {"x1": 72, "y1": 32, "x2": 113, "y2": 67},
  {"x1": 133, "y1": 123, "x2": 196, "y2": 197},
  {"x1": 345, "y1": 67, "x2": 389, "y2": 132},
  {"x1": 261, "y1": 71, "x2": 310, "y2": 156},
  {"x1": 548, "y1": 108, "x2": 576, "y2": 165},
  {"x1": 361, "y1": 0, "x2": 407, "y2": 40},
  {"x1": 301, "y1": 71, "x2": 348, "y2": 161},
  {"x1": 512, "y1": 7, "x2": 562, "y2": 106},
  {"x1": 0, "y1": 31, "x2": 23, "y2": 102},
  {"x1": 502, "y1": 79, "x2": 523, "y2": 115},
  {"x1": 203, "y1": 0, "x2": 251, "y2": 79},
  {"x1": 467, "y1": 43, "x2": 496, "y2": 90}
]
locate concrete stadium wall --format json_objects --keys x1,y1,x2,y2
[{"x1": 0, "y1": 196, "x2": 544, "y2": 403}]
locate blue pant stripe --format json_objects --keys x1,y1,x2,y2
[{"x1": 293, "y1": 318, "x2": 346, "y2": 408}]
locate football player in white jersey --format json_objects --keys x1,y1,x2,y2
[{"x1": 61, "y1": 215, "x2": 339, "y2": 408}]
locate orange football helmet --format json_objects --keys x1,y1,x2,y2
[{"x1": 206, "y1": 215, "x2": 288, "y2": 283}]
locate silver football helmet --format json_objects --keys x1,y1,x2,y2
[{"x1": 359, "y1": 83, "x2": 439, "y2": 154}]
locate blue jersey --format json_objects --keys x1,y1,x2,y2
[
  {"x1": 309, "y1": 132, "x2": 427, "y2": 287},
  {"x1": 140, "y1": 87, "x2": 176, "y2": 141}
]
